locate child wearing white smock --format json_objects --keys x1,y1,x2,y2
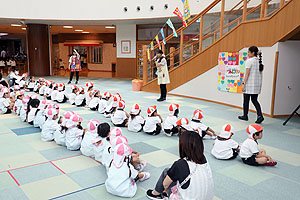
[
  {"x1": 41, "y1": 108, "x2": 59, "y2": 142},
  {"x1": 56, "y1": 84, "x2": 68, "y2": 103},
  {"x1": 54, "y1": 111, "x2": 71, "y2": 146},
  {"x1": 143, "y1": 106, "x2": 163, "y2": 135},
  {"x1": 111, "y1": 100, "x2": 129, "y2": 127},
  {"x1": 33, "y1": 99, "x2": 48, "y2": 128},
  {"x1": 89, "y1": 90, "x2": 101, "y2": 111},
  {"x1": 98, "y1": 92, "x2": 111, "y2": 114},
  {"x1": 85, "y1": 82, "x2": 94, "y2": 107},
  {"x1": 190, "y1": 109, "x2": 217, "y2": 139},
  {"x1": 128, "y1": 104, "x2": 145, "y2": 132},
  {"x1": 0, "y1": 87, "x2": 13, "y2": 114},
  {"x1": 65, "y1": 114, "x2": 84, "y2": 151},
  {"x1": 51, "y1": 84, "x2": 59, "y2": 101},
  {"x1": 13, "y1": 91, "x2": 24, "y2": 115},
  {"x1": 69, "y1": 85, "x2": 78, "y2": 105},
  {"x1": 163, "y1": 104, "x2": 179, "y2": 137},
  {"x1": 20, "y1": 95, "x2": 30, "y2": 121},
  {"x1": 75, "y1": 87, "x2": 85, "y2": 107},
  {"x1": 80, "y1": 119, "x2": 100, "y2": 157},
  {"x1": 27, "y1": 98, "x2": 40, "y2": 125}
]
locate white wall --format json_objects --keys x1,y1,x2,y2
[
  {"x1": 170, "y1": 44, "x2": 279, "y2": 116},
  {"x1": 116, "y1": 24, "x2": 136, "y2": 58},
  {"x1": 274, "y1": 41, "x2": 300, "y2": 115}
]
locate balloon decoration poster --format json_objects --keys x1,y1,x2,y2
[{"x1": 217, "y1": 52, "x2": 248, "y2": 93}]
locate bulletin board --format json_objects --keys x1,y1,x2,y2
[{"x1": 217, "y1": 52, "x2": 248, "y2": 93}]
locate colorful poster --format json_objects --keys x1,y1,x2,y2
[
  {"x1": 160, "y1": 29, "x2": 166, "y2": 44},
  {"x1": 155, "y1": 35, "x2": 161, "y2": 49},
  {"x1": 217, "y1": 51, "x2": 248, "y2": 93},
  {"x1": 173, "y1": 7, "x2": 187, "y2": 27},
  {"x1": 181, "y1": 0, "x2": 191, "y2": 20},
  {"x1": 166, "y1": 19, "x2": 178, "y2": 37}
]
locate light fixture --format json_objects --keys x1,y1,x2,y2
[
  {"x1": 82, "y1": 32, "x2": 90, "y2": 33},
  {"x1": 192, "y1": 38, "x2": 199, "y2": 41},
  {"x1": 124, "y1": 7, "x2": 128, "y2": 12},
  {"x1": 150, "y1": 5, "x2": 154, "y2": 10},
  {"x1": 11, "y1": 24, "x2": 22, "y2": 27},
  {"x1": 75, "y1": 29, "x2": 83, "y2": 32},
  {"x1": 0, "y1": 33, "x2": 8, "y2": 36},
  {"x1": 137, "y1": 6, "x2": 141, "y2": 11},
  {"x1": 105, "y1": 26, "x2": 115, "y2": 29},
  {"x1": 21, "y1": 28, "x2": 26, "y2": 30},
  {"x1": 164, "y1": 4, "x2": 168, "y2": 9},
  {"x1": 63, "y1": 26, "x2": 73, "y2": 28}
]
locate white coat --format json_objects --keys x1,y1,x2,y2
[
  {"x1": 41, "y1": 119, "x2": 59, "y2": 142},
  {"x1": 80, "y1": 131, "x2": 98, "y2": 157},
  {"x1": 157, "y1": 57, "x2": 170, "y2": 85}
]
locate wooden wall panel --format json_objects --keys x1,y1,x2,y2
[
  {"x1": 142, "y1": 0, "x2": 300, "y2": 93},
  {"x1": 116, "y1": 58, "x2": 137, "y2": 78}
]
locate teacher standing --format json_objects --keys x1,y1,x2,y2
[
  {"x1": 68, "y1": 49, "x2": 81, "y2": 84},
  {"x1": 239, "y1": 46, "x2": 264, "y2": 124},
  {"x1": 155, "y1": 50, "x2": 170, "y2": 102}
]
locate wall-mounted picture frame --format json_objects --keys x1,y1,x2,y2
[{"x1": 121, "y1": 40, "x2": 131, "y2": 54}]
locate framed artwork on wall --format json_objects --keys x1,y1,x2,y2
[{"x1": 121, "y1": 40, "x2": 131, "y2": 54}]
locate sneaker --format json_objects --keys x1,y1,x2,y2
[
  {"x1": 165, "y1": 132, "x2": 173, "y2": 137},
  {"x1": 238, "y1": 115, "x2": 248, "y2": 121},
  {"x1": 146, "y1": 190, "x2": 164, "y2": 200},
  {"x1": 255, "y1": 116, "x2": 264, "y2": 124},
  {"x1": 135, "y1": 161, "x2": 147, "y2": 172},
  {"x1": 264, "y1": 161, "x2": 277, "y2": 166},
  {"x1": 157, "y1": 98, "x2": 162, "y2": 101},
  {"x1": 139, "y1": 172, "x2": 150, "y2": 182}
]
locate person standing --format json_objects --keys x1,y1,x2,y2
[
  {"x1": 68, "y1": 49, "x2": 81, "y2": 84},
  {"x1": 155, "y1": 50, "x2": 170, "y2": 102},
  {"x1": 239, "y1": 46, "x2": 264, "y2": 124}
]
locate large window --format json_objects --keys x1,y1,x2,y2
[{"x1": 89, "y1": 46, "x2": 103, "y2": 64}]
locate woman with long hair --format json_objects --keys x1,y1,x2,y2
[{"x1": 68, "y1": 49, "x2": 81, "y2": 85}]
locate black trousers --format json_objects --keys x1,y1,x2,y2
[
  {"x1": 69, "y1": 71, "x2": 79, "y2": 82},
  {"x1": 243, "y1": 94, "x2": 263, "y2": 117},
  {"x1": 159, "y1": 84, "x2": 167, "y2": 99}
]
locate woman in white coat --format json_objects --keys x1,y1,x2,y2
[{"x1": 155, "y1": 50, "x2": 170, "y2": 102}]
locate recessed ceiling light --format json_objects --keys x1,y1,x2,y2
[
  {"x1": 63, "y1": 26, "x2": 73, "y2": 28},
  {"x1": 0, "y1": 33, "x2": 8, "y2": 36},
  {"x1": 192, "y1": 38, "x2": 199, "y2": 41},
  {"x1": 82, "y1": 32, "x2": 90, "y2": 33},
  {"x1": 105, "y1": 26, "x2": 115, "y2": 29},
  {"x1": 75, "y1": 29, "x2": 83, "y2": 32},
  {"x1": 21, "y1": 28, "x2": 26, "y2": 30},
  {"x1": 11, "y1": 24, "x2": 22, "y2": 27}
]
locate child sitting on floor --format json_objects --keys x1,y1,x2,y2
[
  {"x1": 89, "y1": 90, "x2": 101, "y2": 111},
  {"x1": 50, "y1": 83, "x2": 59, "y2": 101},
  {"x1": 128, "y1": 104, "x2": 145, "y2": 133},
  {"x1": 17, "y1": 74, "x2": 27, "y2": 89},
  {"x1": 104, "y1": 94, "x2": 120, "y2": 118},
  {"x1": 143, "y1": 105, "x2": 163, "y2": 135},
  {"x1": 105, "y1": 143, "x2": 150, "y2": 198},
  {"x1": 0, "y1": 87, "x2": 14, "y2": 114},
  {"x1": 41, "y1": 108, "x2": 59, "y2": 142},
  {"x1": 13, "y1": 91, "x2": 24, "y2": 115},
  {"x1": 69, "y1": 85, "x2": 78, "y2": 105},
  {"x1": 26, "y1": 76, "x2": 35, "y2": 92},
  {"x1": 98, "y1": 92, "x2": 111, "y2": 114},
  {"x1": 93, "y1": 122, "x2": 111, "y2": 163},
  {"x1": 240, "y1": 124, "x2": 277, "y2": 166},
  {"x1": 20, "y1": 95, "x2": 30, "y2": 122},
  {"x1": 190, "y1": 109, "x2": 217, "y2": 139},
  {"x1": 56, "y1": 83, "x2": 68, "y2": 103},
  {"x1": 111, "y1": 100, "x2": 129, "y2": 127},
  {"x1": 39, "y1": 80, "x2": 47, "y2": 96},
  {"x1": 27, "y1": 98, "x2": 40, "y2": 125},
  {"x1": 81, "y1": 119, "x2": 101, "y2": 157},
  {"x1": 33, "y1": 99, "x2": 48, "y2": 129},
  {"x1": 85, "y1": 82, "x2": 94, "y2": 106},
  {"x1": 211, "y1": 124, "x2": 240, "y2": 160},
  {"x1": 54, "y1": 111, "x2": 74, "y2": 146},
  {"x1": 75, "y1": 87, "x2": 86, "y2": 107},
  {"x1": 11, "y1": 85, "x2": 20, "y2": 99},
  {"x1": 65, "y1": 114, "x2": 86, "y2": 151},
  {"x1": 163, "y1": 104, "x2": 179, "y2": 137}
]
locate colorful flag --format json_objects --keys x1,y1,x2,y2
[
  {"x1": 147, "y1": 46, "x2": 151, "y2": 60},
  {"x1": 160, "y1": 29, "x2": 166, "y2": 44},
  {"x1": 150, "y1": 41, "x2": 154, "y2": 50},
  {"x1": 173, "y1": 7, "x2": 187, "y2": 27},
  {"x1": 166, "y1": 18, "x2": 178, "y2": 37},
  {"x1": 155, "y1": 35, "x2": 161, "y2": 49},
  {"x1": 181, "y1": 0, "x2": 191, "y2": 21}
]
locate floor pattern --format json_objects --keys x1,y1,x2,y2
[{"x1": 0, "y1": 77, "x2": 299, "y2": 200}]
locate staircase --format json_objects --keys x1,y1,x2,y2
[{"x1": 141, "y1": 0, "x2": 300, "y2": 93}]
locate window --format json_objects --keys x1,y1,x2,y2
[{"x1": 89, "y1": 46, "x2": 103, "y2": 64}]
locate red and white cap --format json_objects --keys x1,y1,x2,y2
[
  {"x1": 58, "y1": 83, "x2": 64, "y2": 91},
  {"x1": 66, "y1": 114, "x2": 83, "y2": 128},
  {"x1": 46, "y1": 108, "x2": 58, "y2": 120},
  {"x1": 110, "y1": 136, "x2": 128, "y2": 147},
  {"x1": 147, "y1": 105, "x2": 157, "y2": 116},
  {"x1": 38, "y1": 78, "x2": 45, "y2": 82},
  {"x1": 45, "y1": 80, "x2": 51, "y2": 86},
  {"x1": 169, "y1": 104, "x2": 179, "y2": 115},
  {"x1": 112, "y1": 95, "x2": 121, "y2": 107},
  {"x1": 218, "y1": 124, "x2": 234, "y2": 139},
  {"x1": 87, "y1": 119, "x2": 100, "y2": 133},
  {"x1": 176, "y1": 118, "x2": 192, "y2": 131},
  {"x1": 86, "y1": 82, "x2": 94, "y2": 88},
  {"x1": 38, "y1": 99, "x2": 48, "y2": 109},
  {"x1": 118, "y1": 100, "x2": 125, "y2": 109},
  {"x1": 92, "y1": 89, "x2": 100, "y2": 96},
  {"x1": 112, "y1": 143, "x2": 132, "y2": 168},
  {"x1": 13, "y1": 85, "x2": 20, "y2": 90},
  {"x1": 246, "y1": 124, "x2": 264, "y2": 137},
  {"x1": 16, "y1": 91, "x2": 24, "y2": 96},
  {"x1": 22, "y1": 95, "x2": 31, "y2": 104},
  {"x1": 71, "y1": 85, "x2": 78, "y2": 90},
  {"x1": 130, "y1": 104, "x2": 141, "y2": 115},
  {"x1": 192, "y1": 109, "x2": 203, "y2": 120},
  {"x1": 78, "y1": 87, "x2": 85, "y2": 93},
  {"x1": 109, "y1": 127, "x2": 122, "y2": 141},
  {"x1": 103, "y1": 92, "x2": 112, "y2": 99},
  {"x1": 22, "y1": 73, "x2": 28, "y2": 78},
  {"x1": 0, "y1": 87, "x2": 9, "y2": 97}
]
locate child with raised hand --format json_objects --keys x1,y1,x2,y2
[
  {"x1": 111, "y1": 100, "x2": 129, "y2": 127},
  {"x1": 93, "y1": 122, "x2": 111, "y2": 162},
  {"x1": 163, "y1": 104, "x2": 179, "y2": 137},
  {"x1": 128, "y1": 104, "x2": 145, "y2": 132},
  {"x1": 26, "y1": 76, "x2": 35, "y2": 92},
  {"x1": 104, "y1": 94, "x2": 120, "y2": 118},
  {"x1": 41, "y1": 108, "x2": 59, "y2": 142},
  {"x1": 85, "y1": 82, "x2": 94, "y2": 106},
  {"x1": 27, "y1": 98, "x2": 40, "y2": 125},
  {"x1": 143, "y1": 105, "x2": 163, "y2": 135},
  {"x1": 13, "y1": 91, "x2": 24, "y2": 115},
  {"x1": 0, "y1": 87, "x2": 14, "y2": 114},
  {"x1": 190, "y1": 109, "x2": 217, "y2": 139},
  {"x1": 69, "y1": 85, "x2": 78, "y2": 105},
  {"x1": 211, "y1": 124, "x2": 240, "y2": 160},
  {"x1": 50, "y1": 83, "x2": 59, "y2": 101},
  {"x1": 34, "y1": 99, "x2": 48, "y2": 129},
  {"x1": 56, "y1": 83, "x2": 68, "y2": 103},
  {"x1": 65, "y1": 114, "x2": 86, "y2": 151},
  {"x1": 81, "y1": 119, "x2": 101, "y2": 157},
  {"x1": 75, "y1": 87, "x2": 86, "y2": 107},
  {"x1": 98, "y1": 92, "x2": 111, "y2": 114},
  {"x1": 54, "y1": 111, "x2": 74, "y2": 146},
  {"x1": 240, "y1": 124, "x2": 277, "y2": 166},
  {"x1": 105, "y1": 143, "x2": 150, "y2": 198},
  {"x1": 89, "y1": 89, "x2": 101, "y2": 111}
]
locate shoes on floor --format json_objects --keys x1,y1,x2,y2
[
  {"x1": 238, "y1": 115, "x2": 248, "y2": 121},
  {"x1": 146, "y1": 190, "x2": 165, "y2": 200},
  {"x1": 139, "y1": 172, "x2": 150, "y2": 182},
  {"x1": 67, "y1": 81, "x2": 71, "y2": 84},
  {"x1": 157, "y1": 98, "x2": 166, "y2": 102},
  {"x1": 264, "y1": 161, "x2": 277, "y2": 166},
  {"x1": 75, "y1": 81, "x2": 78, "y2": 84},
  {"x1": 255, "y1": 116, "x2": 264, "y2": 124}
]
